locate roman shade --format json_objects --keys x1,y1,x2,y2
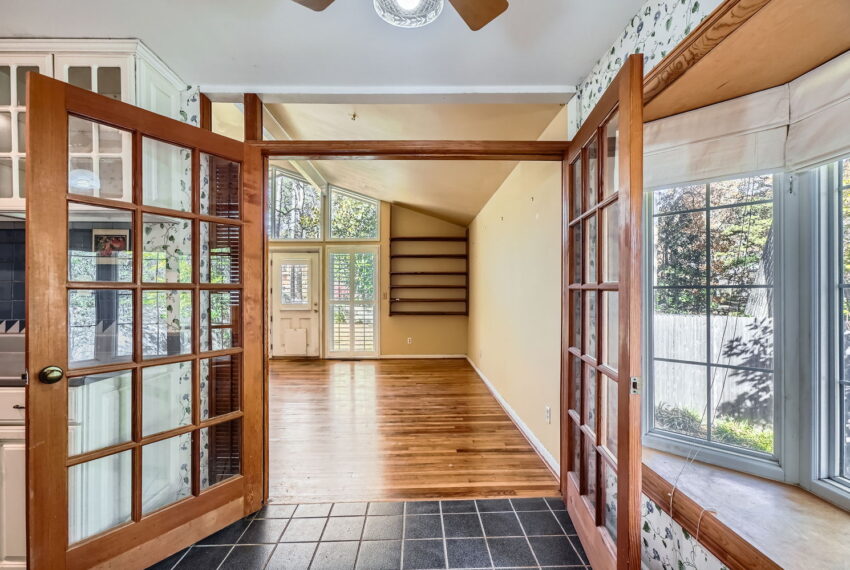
[{"x1": 644, "y1": 49, "x2": 850, "y2": 188}]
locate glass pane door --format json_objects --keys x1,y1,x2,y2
[
  {"x1": 327, "y1": 246, "x2": 378, "y2": 356},
  {"x1": 26, "y1": 73, "x2": 259, "y2": 569}
]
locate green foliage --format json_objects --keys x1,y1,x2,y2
[
  {"x1": 269, "y1": 168, "x2": 321, "y2": 240},
  {"x1": 655, "y1": 403, "x2": 705, "y2": 438},
  {"x1": 713, "y1": 418, "x2": 774, "y2": 453},
  {"x1": 331, "y1": 190, "x2": 378, "y2": 240}
]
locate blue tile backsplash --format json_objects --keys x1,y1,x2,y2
[{"x1": 0, "y1": 222, "x2": 25, "y2": 333}]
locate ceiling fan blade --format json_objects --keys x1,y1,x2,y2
[
  {"x1": 448, "y1": 0, "x2": 509, "y2": 30},
  {"x1": 290, "y1": 0, "x2": 336, "y2": 11}
]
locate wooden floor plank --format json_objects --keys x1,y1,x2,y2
[{"x1": 268, "y1": 358, "x2": 560, "y2": 503}]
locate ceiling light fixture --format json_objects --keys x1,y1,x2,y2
[{"x1": 374, "y1": 0, "x2": 444, "y2": 28}]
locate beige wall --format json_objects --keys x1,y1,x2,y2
[
  {"x1": 380, "y1": 204, "x2": 468, "y2": 356},
  {"x1": 467, "y1": 108, "x2": 566, "y2": 460}
]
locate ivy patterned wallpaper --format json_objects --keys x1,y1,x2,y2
[
  {"x1": 641, "y1": 494, "x2": 728, "y2": 570},
  {"x1": 574, "y1": 0, "x2": 723, "y2": 128}
]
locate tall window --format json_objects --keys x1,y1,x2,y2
[
  {"x1": 329, "y1": 186, "x2": 379, "y2": 240},
  {"x1": 268, "y1": 167, "x2": 321, "y2": 240},
  {"x1": 832, "y1": 158, "x2": 850, "y2": 484},
  {"x1": 648, "y1": 175, "x2": 777, "y2": 457}
]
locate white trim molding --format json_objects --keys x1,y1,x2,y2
[
  {"x1": 379, "y1": 354, "x2": 467, "y2": 359},
  {"x1": 465, "y1": 357, "x2": 560, "y2": 476}
]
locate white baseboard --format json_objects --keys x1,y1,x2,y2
[
  {"x1": 380, "y1": 354, "x2": 467, "y2": 359},
  {"x1": 465, "y1": 357, "x2": 561, "y2": 476}
]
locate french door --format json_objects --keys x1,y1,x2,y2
[
  {"x1": 561, "y1": 54, "x2": 644, "y2": 569},
  {"x1": 25, "y1": 73, "x2": 263, "y2": 569},
  {"x1": 326, "y1": 246, "x2": 379, "y2": 357}
]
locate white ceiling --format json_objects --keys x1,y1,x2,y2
[{"x1": 1, "y1": 0, "x2": 644, "y2": 100}]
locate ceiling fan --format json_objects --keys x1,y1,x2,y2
[{"x1": 291, "y1": 0, "x2": 509, "y2": 31}]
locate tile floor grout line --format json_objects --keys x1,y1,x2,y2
[
  {"x1": 546, "y1": 500, "x2": 586, "y2": 567},
  {"x1": 351, "y1": 503, "x2": 368, "y2": 570},
  {"x1": 439, "y1": 501, "x2": 449, "y2": 570},
  {"x1": 471, "y1": 500, "x2": 496, "y2": 569},
  {"x1": 212, "y1": 514, "x2": 255, "y2": 570},
  {"x1": 509, "y1": 499, "x2": 543, "y2": 570},
  {"x1": 304, "y1": 515, "x2": 331, "y2": 569},
  {"x1": 399, "y1": 502, "x2": 407, "y2": 570},
  {"x1": 262, "y1": 514, "x2": 294, "y2": 570}
]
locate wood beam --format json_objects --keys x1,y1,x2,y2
[
  {"x1": 243, "y1": 93, "x2": 263, "y2": 141},
  {"x1": 199, "y1": 93, "x2": 212, "y2": 131}
]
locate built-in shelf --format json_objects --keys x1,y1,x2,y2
[{"x1": 389, "y1": 234, "x2": 469, "y2": 316}]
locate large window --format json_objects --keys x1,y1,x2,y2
[
  {"x1": 648, "y1": 175, "x2": 777, "y2": 458},
  {"x1": 268, "y1": 167, "x2": 321, "y2": 240}
]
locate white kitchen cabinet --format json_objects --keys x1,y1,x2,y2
[
  {"x1": 0, "y1": 414, "x2": 25, "y2": 569},
  {"x1": 0, "y1": 39, "x2": 190, "y2": 209}
]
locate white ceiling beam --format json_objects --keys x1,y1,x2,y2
[
  {"x1": 203, "y1": 85, "x2": 576, "y2": 105},
  {"x1": 261, "y1": 106, "x2": 329, "y2": 191}
]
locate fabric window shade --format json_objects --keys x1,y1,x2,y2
[
  {"x1": 644, "y1": 85, "x2": 789, "y2": 189},
  {"x1": 786, "y1": 50, "x2": 850, "y2": 171}
]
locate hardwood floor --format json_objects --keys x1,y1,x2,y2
[{"x1": 268, "y1": 358, "x2": 560, "y2": 503}]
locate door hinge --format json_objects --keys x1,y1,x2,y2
[
  {"x1": 630, "y1": 376, "x2": 640, "y2": 395},
  {"x1": 22, "y1": 370, "x2": 29, "y2": 385}
]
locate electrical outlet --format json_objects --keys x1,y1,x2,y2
[
  {"x1": 407, "y1": 337, "x2": 413, "y2": 345},
  {"x1": 545, "y1": 406, "x2": 551, "y2": 424}
]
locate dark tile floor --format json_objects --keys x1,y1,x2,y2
[{"x1": 147, "y1": 497, "x2": 590, "y2": 569}]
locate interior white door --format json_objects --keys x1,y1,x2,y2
[
  {"x1": 270, "y1": 252, "x2": 320, "y2": 357},
  {"x1": 326, "y1": 246, "x2": 379, "y2": 358}
]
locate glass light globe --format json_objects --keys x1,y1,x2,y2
[{"x1": 374, "y1": 0, "x2": 444, "y2": 28}]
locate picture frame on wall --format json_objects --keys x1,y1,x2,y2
[{"x1": 92, "y1": 228, "x2": 130, "y2": 264}]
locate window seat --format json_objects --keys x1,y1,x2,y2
[{"x1": 642, "y1": 449, "x2": 850, "y2": 569}]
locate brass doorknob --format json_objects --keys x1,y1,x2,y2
[{"x1": 39, "y1": 366, "x2": 64, "y2": 384}]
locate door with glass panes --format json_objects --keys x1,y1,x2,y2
[
  {"x1": 327, "y1": 246, "x2": 378, "y2": 357},
  {"x1": 25, "y1": 73, "x2": 263, "y2": 569},
  {"x1": 562, "y1": 54, "x2": 643, "y2": 570}
]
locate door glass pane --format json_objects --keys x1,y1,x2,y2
[
  {"x1": 200, "y1": 419, "x2": 242, "y2": 490},
  {"x1": 571, "y1": 159, "x2": 582, "y2": 218},
  {"x1": 0, "y1": 66, "x2": 9, "y2": 106},
  {"x1": 200, "y1": 222, "x2": 240, "y2": 284},
  {"x1": 68, "y1": 116, "x2": 94, "y2": 153},
  {"x1": 584, "y1": 293, "x2": 597, "y2": 357},
  {"x1": 571, "y1": 422, "x2": 581, "y2": 479},
  {"x1": 0, "y1": 158, "x2": 12, "y2": 198},
  {"x1": 200, "y1": 153, "x2": 240, "y2": 218},
  {"x1": 142, "y1": 361, "x2": 193, "y2": 437},
  {"x1": 69, "y1": 157, "x2": 96, "y2": 196},
  {"x1": 330, "y1": 253, "x2": 351, "y2": 301},
  {"x1": 353, "y1": 305, "x2": 375, "y2": 352},
  {"x1": 571, "y1": 223, "x2": 582, "y2": 282},
  {"x1": 330, "y1": 304, "x2": 350, "y2": 352},
  {"x1": 354, "y1": 252, "x2": 376, "y2": 301},
  {"x1": 142, "y1": 433, "x2": 192, "y2": 515},
  {"x1": 68, "y1": 450, "x2": 132, "y2": 544},
  {"x1": 142, "y1": 214, "x2": 192, "y2": 283},
  {"x1": 586, "y1": 137, "x2": 598, "y2": 208},
  {"x1": 67, "y1": 67, "x2": 92, "y2": 91},
  {"x1": 584, "y1": 443, "x2": 596, "y2": 503},
  {"x1": 0, "y1": 112, "x2": 10, "y2": 152},
  {"x1": 603, "y1": 113, "x2": 619, "y2": 199},
  {"x1": 605, "y1": 376, "x2": 618, "y2": 455},
  {"x1": 602, "y1": 292, "x2": 618, "y2": 370},
  {"x1": 585, "y1": 365, "x2": 597, "y2": 429},
  {"x1": 16, "y1": 66, "x2": 38, "y2": 105},
  {"x1": 603, "y1": 464, "x2": 617, "y2": 539},
  {"x1": 68, "y1": 204, "x2": 133, "y2": 282},
  {"x1": 602, "y1": 202, "x2": 619, "y2": 282},
  {"x1": 17, "y1": 158, "x2": 25, "y2": 198},
  {"x1": 200, "y1": 354, "x2": 240, "y2": 420},
  {"x1": 68, "y1": 289, "x2": 133, "y2": 369},
  {"x1": 571, "y1": 291, "x2": 581, "y2": 348},
  {"x1": 98, "y1": 157, "x2": 124, "y2": 199},
  {"x1": 97, "y1": 67, "x2": 122, "y2": 100},
  {"x1": 142, "y1": 290, "x2": 192, "y2": 358},
  {"x1": 281, "y1": 262, "x2": 310, "y2": 306},
  {"x1": 68, "y1": 370, "x2": 133, "y2": 456},
  {"x1": 201, "y1": 290, "x2": 240, "y2": 352},
  {"x1": 142, "y1": 138, "x2": 191, "y2": 212},
  {"x1": 571, "y1": 356, "x2": 582, "y2": 412},
  {"x1": 585, "y1": 214, "x2": 597, "y2": 283}
]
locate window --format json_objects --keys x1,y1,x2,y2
[
  {"x1": 329, "y1": 186, "x2": 379, "y2": 240},
  {"x1": 280, "y1": 262, "x2": 310, "y2": 307},
  {"x1": 647, "y1": 175, "x2": 777, "y2": 458},
  {"x1": 268, "y1": 166, "x2": 321, "y2": 240},
  {"x1": 327, "y1": 247, "x2": 378, "y2": 355}
]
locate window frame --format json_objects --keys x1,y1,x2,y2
[
  {"x1": 642, "y1": 172, "x2": 790, "y2": 482},
  {"x1": 808, "y1": 158, "x2": 850, "y2": 511},
  {"x1": 267, "y1": 165, "x2": 324, "y2": 242},
  {"x1": 326, "y1": 185, "x2": 381, "y2": 242}
]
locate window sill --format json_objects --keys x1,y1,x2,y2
[{"x1": 643, "y1": 448, "x2": 850, "y2": 569}]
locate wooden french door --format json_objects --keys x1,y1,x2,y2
[
  {"x1": 561, "y1": 54, "x2": 643, "y2": 569},
  {"x1": 25, "y1": 73, "x2": 263, "y2": 569}
]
